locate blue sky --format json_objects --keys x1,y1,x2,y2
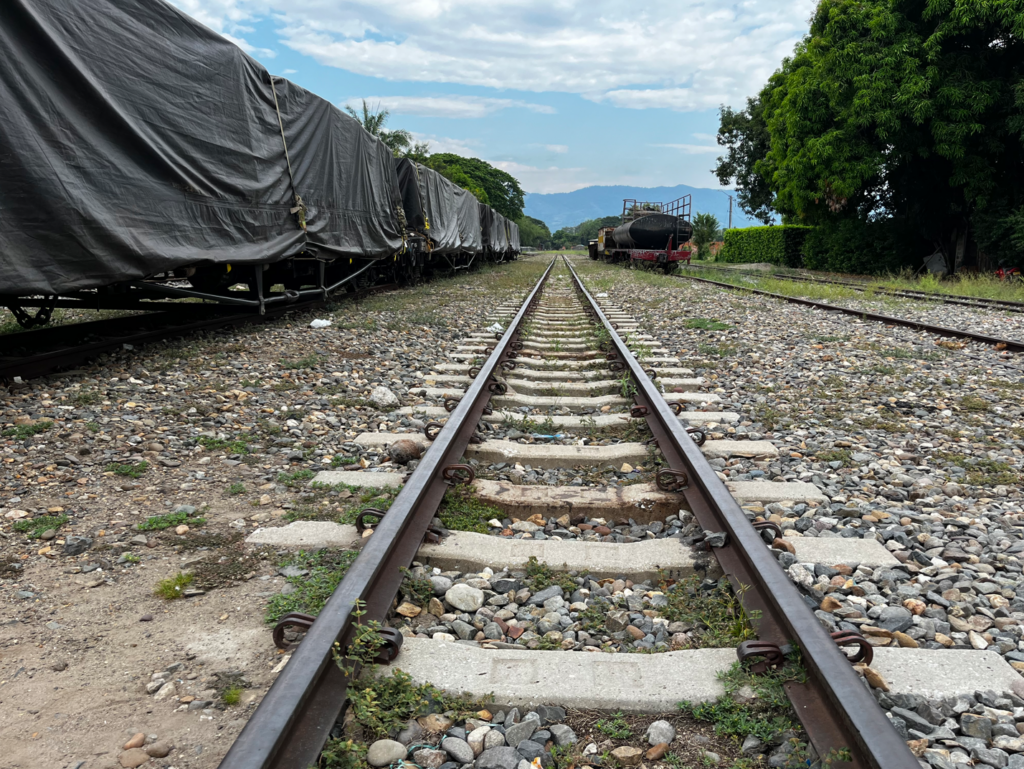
[{"x1": 168, "y1": 0, "x2": 814, "y2": 194}]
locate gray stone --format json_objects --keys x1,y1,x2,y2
[
  {"x1": 504, "y1": 718, "x2": 539, "y2": 748},
  {"x1": 451, "y1": 620, "x2": 476, "y2": 641},
  {"x1": 972, "y1": 748, "x2": 1008, "y2": 769},
  {"x1": 536, "y1": 705, "x2": 566, "y2": 724},
  {"x1": 516, "y1": 741, "x2": 551, "y2": 767},
  {"x1": 413, "y1": 748, "x2": 449, "y2": 769},
  {"x1": 398, "y1": 720, "x2": 424, "y2": 745},
  {"x1": 368, "y1": 740, "x2": 408, "y2": 767},
  {"x1": 64, "y1": 536, "x2": 93, "y2": 556},
  {"x1": 891, "y1": 707, "x2": 936, "y2": 734},
  {"x1": 484, "y1": 731, "x2": 506, "y2": 750},
  {"x1": 962, "y1": 714, "x2": 994, "y2": 741},
  {"x1": 526, "y1": 586, "x2": 563, "y2": 606},
  {"x1": 646, "y1": 720, "x2": 676, "y2": 746},
  {"x1": 741, "y1": 735, "x2": 764, "y2": 755},
  {"x1": 476, "y1": 746, "x2": 522, "y2": 769},
  {"x1": 431, "y1": 576, "x2": 454, "y2": 595},
  {"x1": 1007, "y1": 755, "x2": 1024, "y2": 769},
  {"x1": 548, "y1": 724, "x2": 577, "y2": 747},
  {"x1": 446, "y1": 584, "x2": 485, "y2": 612},
  {"x1": 877, "y1": 606, "x2": 913, "y2": 633},
  {"x1": 442, "y1": 738, "x2": 474, "y2": 765}
]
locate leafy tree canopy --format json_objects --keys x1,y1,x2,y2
[
  {"x1": 716, "y1": 0, "x2": 1024, "y2": 267},
  {"x1": 424, "y1": 154, "x2": 525, "y2": 220},
  {"x1": 714, "y1": 99, "x2": 775, "y2": 225},
  {"x1": 345, "y1": 100, "x2": 412, "y2": 157},
  {"x1": 551, "y1": 216, "x2": 621, "y2": 248},
  {"x1": 516, "y1": 216, "x2": 552, "y2": 249}
]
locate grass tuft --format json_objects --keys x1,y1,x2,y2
[
  {"x1": 13, "y1": 514, "x2": 69, "y2": 539},
  {"x1": 154, "y1": 572, "x2": 193, "y2": 599}
]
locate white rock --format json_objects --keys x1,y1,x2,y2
[
  {"x1": 309, "y1": 319, "x2": 332, "y2": 328},
  {"x1": 445, "y1": 583, "x2": 485, "y2": 612},
  {"x1": 370, "y1": 386, "x2": 399, "y2": 408},
  {"x1": 152, "y1": 682, "x2": 176, "y2": 701}
]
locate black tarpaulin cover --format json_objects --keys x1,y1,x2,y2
[
  {"x1": 394, "y1": 158, "x2": 462, "y2": 255},
  {"x1": 0, "y1": 0, "x2": 404, "y2": 297},
  {"x1": 455, "y1": 189, "x2": 483, "y2": 254},
  {"x1": 493, "y1": 212, "x2": 511, "y2": 252},
  {"x1": 509, "y1": 220, "x2": 520, "y2": 251}
]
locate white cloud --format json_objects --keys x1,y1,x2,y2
[
  {"x1": 165, "y1": 0, "x2": 815, "y2": 112},
  {"x1": 282, "y1": 68, "x2": 297, "y2": 74},
  {"x1": 343, "y1": 95, "x2": 554, "y2": 119},
  {"x1": 544, "y1": 145, "x2": 569, "y2": 153},
  {"x1": 220, "y1": 31, "x2": 277, "y2": 58},
  {"x1": 653, "y1": 143, "x2": 722, "y2": 154},
  {"x1": 409, "y1": 133, "x2": 481, "y2": 157}
]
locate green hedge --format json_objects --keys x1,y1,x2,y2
[
  {"x1": 716, "y1": 226, "x2": 812, "y2": 267},
  {"x1": 801, "y1": 219, "x2": 918, "y2": 274}
]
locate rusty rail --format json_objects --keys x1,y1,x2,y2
[
  {"x1": 675, "y1": 272, "x2": 1024, "y2": 353},
  {"x1": 217, "y1": 258, "x2": 556, "y2": 769},
  {"x1": 564, "y1": 256, "x2": 918, "y2": 769},
  {"x1": 683, "y1": 263, "x2": 1024, "y2": 314}
]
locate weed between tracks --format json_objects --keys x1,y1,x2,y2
[{"x1": 264, "y1": 549, "x2": 360, "y2": 624}]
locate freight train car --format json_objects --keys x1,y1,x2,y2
[
  {"x1": 0, "y1": 0, "x2": 518, "y2": 326},
  {"x1": 589, "y1": 197, "x2": 693, "y2": 273}
]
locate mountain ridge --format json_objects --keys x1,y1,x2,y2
[{"x1": 523, "y1": 184, "x2": 758, "y2": 232}]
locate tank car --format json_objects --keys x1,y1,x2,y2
[{"x1": 589, "y1": 197, "x2": 693, "y2": 272}]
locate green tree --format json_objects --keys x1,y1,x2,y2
[
  {"x1": 516, "y1": 216, "x2": 551, "y2": 249},
  {"x1": 714, "y1": 98, "x2": 775, "y2": 225},
  {"x1": 690, "y1": 212, "x2": 722, "y2": 259},
  {"x1": 424, "y1": 154, "x2": 525, "y2": 220},
  {"x1": 550, "y1": 216, "x2": 620, "y2": 249},
  {"x1": 345, "y1": 100, "x2": 413, "y2": 157},
  {"x1": 404, "y1": 141, "x2": 431, "y2": 163},
  {"x1": 718, "y1": 0, "x2": 1024, "y2": 271}
]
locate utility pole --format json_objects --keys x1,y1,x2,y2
[{"x1": 728, "y1": 195, "x2": 733, "y2": 230}]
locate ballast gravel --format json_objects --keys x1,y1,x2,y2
[{"x1": 574, "y1": 257, "x2": 1024, "y2": 676}]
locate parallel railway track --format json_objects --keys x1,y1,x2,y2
[
  {"x1": 219, "y1": 256, "x2": 919, "y2": 769},
  {"x1": 683, "y1": 264, "x2": 1024, "y2": 314},
  {"x1": 0, "y1": 284, "x2": 399, "y2": 383},
  {"x1": 674, "y1": 271, "x2": 1024, "y2": 354}
]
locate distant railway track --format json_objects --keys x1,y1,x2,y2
[
  {"x1": 683, "y1": 263, "x2": 1024, "y2": 314},
  {"x1": 219, "y1": 255, "x2": 918, "y2": 769},
  {"x1": 675, "y1": 271, "x2": 1024, "y2": 354},
  {"x1": 0, "y1": 283, "x2": 398, "y2": 383}
]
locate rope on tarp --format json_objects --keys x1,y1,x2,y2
[{"x1": 269, "y1": 75, "x2": 307, "y2": 231}]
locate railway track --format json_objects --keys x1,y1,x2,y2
[
  {"x1": 0, "y1": 284, "x2": 399, "y2": 383},
  {"x1": 683, "y1": 263, "x2": 1024, "y2": 313},
  {"x1": 219, "y1": 256, "x2": 920, "y2": 769},
  {"x1": 674, "y1": 270, "x2": 1024, "y2": 354}
]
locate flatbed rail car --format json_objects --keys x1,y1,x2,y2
[{"x1": 588, "y1": 196, "x2": 693, "y2": 272}]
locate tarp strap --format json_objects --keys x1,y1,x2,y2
[{"x1": 269, "y1": 76, "x2": 306, "y2": 231}]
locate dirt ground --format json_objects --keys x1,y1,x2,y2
[{"x1": 0, "y1": 493, "x2": 290, "y2": 769}]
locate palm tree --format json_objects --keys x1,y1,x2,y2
[
  {"x1": 690, "y1": 212, "x2": 722, "y2": 260},
  {"x1": 344, "y1": 99, "x2": 413, "y2": 156}
]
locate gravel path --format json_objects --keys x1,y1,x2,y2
[
  {"x1": 0, "y1": 259, "x2": 549, "y2": 769},
  {"x1": 580, "y1": 257, "x2": 1024, "y2": 656},
  {"x1": 689, "y1": 269, "x2": 1024, "y2": 342}
]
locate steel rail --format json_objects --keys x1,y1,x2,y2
[
  {"x1": 675, "y1": 272, "x2": 1024, "y2": 353},
  {"x1": 564, "y1": 256, "x2": 918, "y2": 769},
  {"x1": 684, "y1": 264, "x2": 1024, "y2": 313},
  {"x1": 217, "y1": 258, "x2": 557, "y2": 769},
  {"x1": 0, "y1": 284, "x2": 399, "y2": 383}
]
